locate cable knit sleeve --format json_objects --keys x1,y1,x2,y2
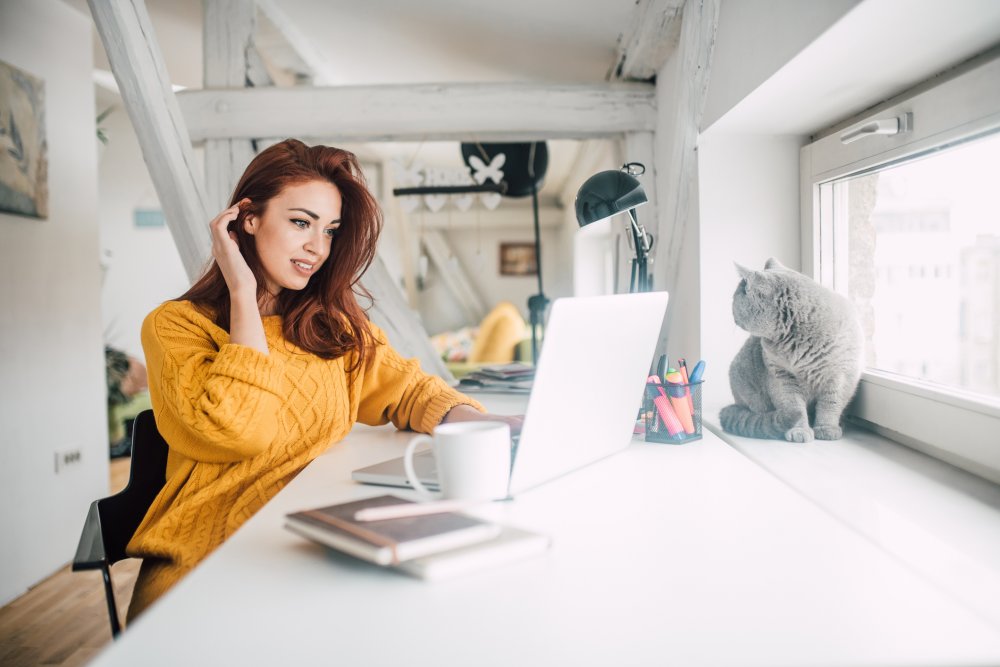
[
  {"x1": 355, "y1": 324, "x2": 485, "y2": 433},
  {"x1": 141, "y1": 302, "x2": 286, "y2": 462}
]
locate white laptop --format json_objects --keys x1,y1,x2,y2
[{"x1": 351, "y1": 291, "x2": 669, "y2": 497}]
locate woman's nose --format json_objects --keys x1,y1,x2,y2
[{"x1": 303, "y1": 231, "x2": 323, "y2": 256}]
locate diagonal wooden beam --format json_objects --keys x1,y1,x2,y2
[
  {"x1": 177, "y1": 82, "x2": 657, "y2": 142},
  {"x1": 422, "y1": 231, "x2": 486, "y2": 324},
  {"x1": 610, "y1": 0, "x2": 686, "y2": 82},
  {"x1": 255, "y1": 0, "x2": 333, "y2": 85},
  {"x1": 88, "y1": 0, "x2": 209, "y2": 281}
]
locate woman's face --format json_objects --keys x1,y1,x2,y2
[{"x1": 245, "y1": 179, "x2": 342, "y2": 296}]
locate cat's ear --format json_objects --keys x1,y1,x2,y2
[
  {"x1": 734, "y1": 262, "x2": 754, "y2": 281},
  {"x1": 764, "y1": 257, "x2": 787, "y2": 270}
]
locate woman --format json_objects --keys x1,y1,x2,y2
[{"x1": 128, "y1": 139, "x2": 519, "y2": 621}]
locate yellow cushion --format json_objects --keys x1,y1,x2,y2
[{"x1": 468, "y1": 301, "x2": 527, "y2": 364}]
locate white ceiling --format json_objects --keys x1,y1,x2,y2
[{"x1": 268, "y1": 0, "x2": 634, "y2": 86}]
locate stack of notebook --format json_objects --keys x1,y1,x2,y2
[
  {"x1": 285, "y1": 495, "x2": 550, "y2": 581},
  {"x1": 457, "y1": 363, "x2": 535, "y2": 393}
]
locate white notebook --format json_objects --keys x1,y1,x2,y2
[{"x1": 395, "y1": 525, "x2": 552, "y2": 581}]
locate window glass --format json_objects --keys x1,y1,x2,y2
[{"x1": 821, "y1": 131, "x2": 1000, "y2": 400}]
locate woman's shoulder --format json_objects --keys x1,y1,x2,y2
[{"x1": 143, "y1": 300, "x2": 221, "y2": 338}]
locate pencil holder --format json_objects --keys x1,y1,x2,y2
[{"x1": 644, "y1": 380, "x2": 703, "y2": 444}]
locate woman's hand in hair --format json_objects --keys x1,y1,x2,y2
[{"x1": 211, "y1": 199, "x2": 256, "y2": 298}]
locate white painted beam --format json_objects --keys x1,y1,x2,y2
[
  {"x1": 654, "y1": 0, "x2": 721, "y2": 353},
  {"x1": 88, "y1": 0, "x2": 210, "y2": 281},
  {"x1": 611, "y1": 0, "x2": 686, "y2": 81},
  {"x1": 178, "y1": 83, "x2": 657, "y2": 142},
  {"x1": 203, "y1": 0, "x2": 259, "y2": 213},
  {"x1": 204, "y1": 138, "x2": 257, "y2": 212}
]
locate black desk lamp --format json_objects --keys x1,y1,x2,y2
[{"x1": 574, "y1": 163, "x2": 653, "y2": 292}]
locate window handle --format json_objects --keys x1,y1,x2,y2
[{"x1": 839, "y1": 112, "x2": 912, "y2": 144}]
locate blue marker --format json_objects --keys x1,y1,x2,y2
[{"x1": 689, "y1": 360, "x2": 706, "y2": 383}]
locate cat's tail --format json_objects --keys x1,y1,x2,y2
[{"x1": 719, "y1": 404, "x2": 789, "y2": 439}]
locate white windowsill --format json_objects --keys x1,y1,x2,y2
[{"x1": 702, "y1": 407, "x2": 1000, "y2": 631}]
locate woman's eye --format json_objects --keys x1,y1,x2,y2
[
  {"x1": 291, "y1": 218, "x2": 309, "y2": 229},
  {"x1": 325, "y1": 228, "x2": 338, "y2": 238}
]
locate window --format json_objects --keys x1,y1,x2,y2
[{"x1": 801, "y1": 51, "x2": 1000, "y2": 482}]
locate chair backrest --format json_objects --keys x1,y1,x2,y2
[{"x1": 73, "y1": 409, "x2": 169, "y2": 568}]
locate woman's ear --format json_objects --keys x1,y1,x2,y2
[{"x1": 242, "y1": 214, "x2": 256, "y2": 235}]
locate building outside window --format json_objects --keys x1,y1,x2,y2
[{"x1": 801, "y1": 49, "x2": 1000, "y2": 482}]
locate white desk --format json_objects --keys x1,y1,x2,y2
[{"x1": 92, "y1": 394, "x2": 1000, "y2": 666}]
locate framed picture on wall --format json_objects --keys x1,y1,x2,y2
[
  {"x1": 0, "y1": 58, "x2": 48, "y2": 219},
  {"x1": 499, "y1": 242, "x2": 537, "y2": 276}
]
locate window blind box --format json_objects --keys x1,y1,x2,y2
[{"x1": 285, "y1": 495, "x2": 501, "y2": 566}]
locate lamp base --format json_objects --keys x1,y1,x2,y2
[{"x1": 527, "y1": 293, "x2": 549, "y2": 362}]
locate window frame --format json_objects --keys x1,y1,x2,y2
[{"x1": 799, "y1": 49, "x2": 1000, "y2": 484}]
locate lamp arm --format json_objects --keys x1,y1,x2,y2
[
  {"x1": 627, "y1": 208, "x2": 652, "y2": 292},
  {"x1": 627, "y1": 209, "x2": 650, "y2": 258}
]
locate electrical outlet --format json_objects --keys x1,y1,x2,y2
[{"x1": 54, "y1": 447, "x2": 83, "y2": 473}]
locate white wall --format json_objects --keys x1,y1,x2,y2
[
  {"x1": 697, "y1": 132, "x2": 803, "y2": 407},
  {"x1": 0, "y1": 0, "x2": 106, "y2": 605}
]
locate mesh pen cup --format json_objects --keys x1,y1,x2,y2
[{"x1": 644, "y1": 380, "x2": 703, "y2": 443}]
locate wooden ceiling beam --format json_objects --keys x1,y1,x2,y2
[{"x1": 177, "y1": 82, "x2": 656, "y2": 142}]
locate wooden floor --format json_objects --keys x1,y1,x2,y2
[{"x1": 0, "y1": 458, "x2": 139, "y2": 667}]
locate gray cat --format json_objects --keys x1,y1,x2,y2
[{"x1": 720, "y1": 258, "x2": 863, "y2": 442}]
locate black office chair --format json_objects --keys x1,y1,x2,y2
[{"x1": 73, "y1": 409, "x2": 168, "y2": 637}]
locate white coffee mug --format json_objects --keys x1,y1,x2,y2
[{"x1": 403, "y1": 421, "x2": 512, "y2": 501}]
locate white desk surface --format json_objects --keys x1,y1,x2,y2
[{"x1": 93, "y1": 394, "x2": 1000, "y2": 666}]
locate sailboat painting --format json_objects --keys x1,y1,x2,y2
[{"x1": 0, "y1": 59, "x2": 48, "y2": 219}]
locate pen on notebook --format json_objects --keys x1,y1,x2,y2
[{"x1": 354, "y1": 499, "x2": 483, "y2": 522}]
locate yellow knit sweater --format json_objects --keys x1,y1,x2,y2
[{"x1": 127, "y1": 300, "x2": 484, "y2": 619}]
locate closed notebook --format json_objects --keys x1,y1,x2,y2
[
  {"x1": 284, "y1": 495, "x2": 501, "y2": 566},
  {"x1": 396, "y1": 525, "x2": 552, "y2": 581}
]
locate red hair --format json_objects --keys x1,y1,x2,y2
[{"x1": 178, "y1": 139, "x2": 382, "y2": 370}]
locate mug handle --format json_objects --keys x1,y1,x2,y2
[{"x1": 403, "y1": 435, "x2": 439, "y2": 499}]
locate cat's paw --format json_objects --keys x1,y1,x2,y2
[
  {"x1": 719, "y1": 405, "x2": 743, "y2": 432},
  {"x1": 813, "y1": 425, "x2": 843, "y2": 440},
  {"x1": 784, "y1": 426, "x2": 814, "y2": 443}
]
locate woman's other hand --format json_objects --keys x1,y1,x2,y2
[
  {"x1": 441, "y1": 404, "x2": 524, "y2": 435},
  {"x1": 211, "y1": 199, "x2": 256, "y2": 297}
]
